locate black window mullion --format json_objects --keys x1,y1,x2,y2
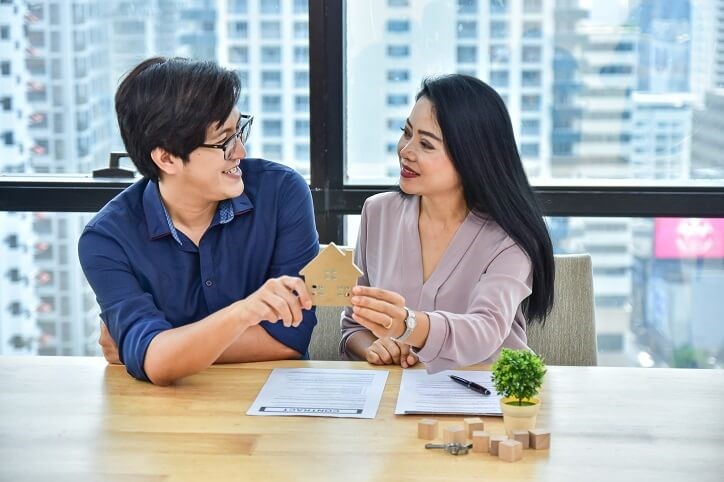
[{"x1": 309, "y1": 0, "x2": 345, "y2": 243}]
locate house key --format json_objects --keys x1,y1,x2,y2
[{"x1": 424, "y1": 442, "x2": 472, "y2": 455}]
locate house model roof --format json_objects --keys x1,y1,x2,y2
[{"x1": 300, "y1": 243, "x2": 364, "y2": 306}]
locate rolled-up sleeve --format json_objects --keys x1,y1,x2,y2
[
  {"x1": 261, "y1": 171, "x2": 320, "y2": 355},
  {"x1": 339, "y1": 201, "x2": 372, "y2": 360},
  {"x1": 415, "y1": 244, "x2": 533, "y2": 373},
  {"x1": 78, "y1": 229, "x2": 172, "y2": 382}
]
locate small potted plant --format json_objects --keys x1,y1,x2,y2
[{"x1": 491, "y1": 348, "x2": 547, "y2": 438}]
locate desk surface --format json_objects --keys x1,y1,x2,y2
[{"x1": 1, "y1": 357, "x2": 723, "y2": 482}]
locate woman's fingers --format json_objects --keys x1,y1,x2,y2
[
  {"x1": 352, "y1": 285, "x2": 405, "y2": 306},
  {"x1": 352, "y1": 312, "x2": 391, "y2": 339},
  {"x1": 352, "y1": 305, "x2": 393, "y2": 329}
]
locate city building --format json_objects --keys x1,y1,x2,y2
[
  {"x1": 219, "y1": 0, "x2": 311, "y2": 176},
  {"x1": 22, "y1": 0, "x2": 115, "y2": 355},
  {"x1": 0, "y1": 0, "x2": 38, "y2": 355},
  {"x1": 631, "y1": 92, "x2": 694, "y2": 180},
  {"x1": 347, "y1": 0, "x2": 554, "y2": 182}
]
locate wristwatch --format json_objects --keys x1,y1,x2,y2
[{"x1": 391, "y1": 307, "x2": 417, "y2": 344}]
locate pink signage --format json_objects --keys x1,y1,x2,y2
[{"x1": 655, "y1": 218, "x2": 724, "y2": 259}]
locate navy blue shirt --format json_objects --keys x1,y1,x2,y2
[{"x1": 78, "y1": 159, "x2": 319, "y2": 381}]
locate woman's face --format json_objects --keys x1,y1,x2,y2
[{"x1": 397, "y1": 96, "x2": 462, "y2": 199}]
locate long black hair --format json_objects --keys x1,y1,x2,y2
[{"x1": 416, "y1": 74, "x2": 554, "y2": 323}]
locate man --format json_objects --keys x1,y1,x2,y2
[{"x1": 78, "y1": 57, "x2": 318, "y2": 385}]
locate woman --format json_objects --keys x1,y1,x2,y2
[{"x1": 340, "y1": 74, "x2": 555, "y2": 373}]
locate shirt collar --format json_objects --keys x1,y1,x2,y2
[{"x1": 143, "y1": 180, "x2": 254, "y2": 244}]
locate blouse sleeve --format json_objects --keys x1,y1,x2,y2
[
  {"x1": 414, "y1": 243, "x2": 533, "y2": 373},
  {"x1": 338, "y1": 201, "x2": 372, "y2": 360}
]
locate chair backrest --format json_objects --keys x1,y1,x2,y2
[
  {"x1": 307, "y1": 254, "x2": 598, "y2": 366},
  {"x1": 308, "y1": 306, "x2": 344, "y2": 361},
  {"x1": 527, "y1": 254, "x2": 597, "y2": 366}
]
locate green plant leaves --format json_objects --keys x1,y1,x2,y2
[{"x1": 491, "y1": 348, "x2": 546, "y2": 406}]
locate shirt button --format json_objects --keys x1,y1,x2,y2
[{"x1": 205, "y1": 280, "x2": 213, "y2": 287}]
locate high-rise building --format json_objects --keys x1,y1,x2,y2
[
  {"x1": 347, "y1": 0, "x2": 554, "y2": 182},
  {"x1": 690, "y1": 0, "x2": 716, "y2": 99},
  {"x1": 550, "y1": 24, "x2": 639, "y2": 365},
  {"x1": 690, "y1": 89, "x2": 724, "y2": 179},
  {"x1": 574, "y1": 25, "x2": 637, "y2": 177},
  {"x1": 550, "y1": 0, "x2": 588, "y2": 175},
  {"x1": 714, "y1": 0, "x2": 724, "y2": 88},
  {"x1": 108, "y1": 0, "x2": 219, "y2": 155},
  {"x1": 23, "y1": 0, "x2": 115, "y2": 355},
  {"x1": 109, "y1": 0, "x2": 179, "y2": 91},
  {"x1": 631, "y1": 92, "x2": 694, "y2": 180},
  {"x1": 630, "y1": 0, "x2": 691, "y2": 93},
  {"x1": 0, "y1": 1, "x2": 38, "y2": 355},
  {"x1": 109, "y1": 0, "x2": 216, "y2": 83},
  {"x1": 219, "y1": 0, "x2": 311, "y2": 176},
  {"x1": 690, "y1": 0, "x2": 724, "y2": 179}
]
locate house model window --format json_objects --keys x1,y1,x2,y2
[{"x1": 300, "y1": 242, "x2": 364, "y2": 306}]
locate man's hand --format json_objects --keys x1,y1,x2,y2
[
  {"x1": 99, "y1": 320, "x2": 121, "y2": 365},
  {"x1": 236, "y1": 276, "x2": 313, "y2": 328}
]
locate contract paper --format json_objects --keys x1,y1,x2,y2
[
  {"x1": 395, "y1": 369, "x2": 502, "y2": 416},
  {"x1": 247, "y1": 368, "x2": 389, "y2": 419}
]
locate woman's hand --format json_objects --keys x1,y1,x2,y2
[
  {"x1": 350, "y1": 286, "x2": 407, "y2": 340},
  {"x1": 365, "y1": 337, "x2": 419, "y2": 368}
]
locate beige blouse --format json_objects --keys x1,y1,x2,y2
[{"x1": 340, "y1": 192, "x2": 532, "y2": 373}]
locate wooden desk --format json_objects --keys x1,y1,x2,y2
[{"x1": 1, "y1": 357, "x2": 723, "y2": 482}]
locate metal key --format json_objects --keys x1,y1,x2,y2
[{"x1": 424, "y1": 442, "x2": 472, "y2": 455}]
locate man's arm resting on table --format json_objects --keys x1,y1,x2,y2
[
  {"x1": 100, "y1": 320, "x2": 300, "y2": 366},
  {"x1": 142, "y1": 276, "x2": 310, "y2": 385},
  {"x1": 100, "y1": 276, "x2": 310, "y2": 384},
  {"x1": 215, "y1": 325, "x2": 300, "y2": 363},
  {"x1": 142, "y1": 301, "x2": 252, "y2": 386}
]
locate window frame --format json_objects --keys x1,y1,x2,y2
[{"x1": 1, "y1": 0, "x2": 723, "y2": 245}]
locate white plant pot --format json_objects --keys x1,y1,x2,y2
[{"x1": 500, "y1": 396, "x2": 540, "y2": 438}]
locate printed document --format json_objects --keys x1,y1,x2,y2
[
  {"x1": 247, "y1": 368, "x2": 388, "y2": 419},
  {"x1": 395, "y1": 369, "x2": 502, "y2": 416}
]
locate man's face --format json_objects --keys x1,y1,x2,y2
[{"x1": 177, "y1": 108, "x2": 247, "y2": 202}]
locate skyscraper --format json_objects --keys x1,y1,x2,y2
[
  {"x1": 690, "y1": 0, "x2": 724, "y2": 179},
  {"x1": 347, "y1": 0, "x2": 554, "y2": 182},
  {"x1": 0, "y1": 0, "x2": 38, "y2": 355},
  {"x1": 630, "y1": 0, "x2": 691, "y2": 93},
  {"x1": 23, "y1": 0, "x2": 115, "y2": 355},
  {"x1": 631, "y1": 92, "x2": 693, "y2": 180},
  {"x1": 550, "y1": 0, "x2": 587, "y2": 174},
  {"x1": 219, "y1": 0, "x2": 311, "y2": 176}
]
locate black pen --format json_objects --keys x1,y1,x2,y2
[{"x1": 449, "y1": 375, "x2": 491, "y2": 395}]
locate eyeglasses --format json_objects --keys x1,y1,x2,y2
[{"x1": 200, "y1": 114, "x2": 253, "y2": 160}]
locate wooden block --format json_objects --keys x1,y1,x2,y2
[
  {"x1": 417, "y1": 419, "x2": 438, "y2": 440},
  {"x1": 489, "y1": 434, "x2": 508, "y2": 456},
  {"x1": 443, "y1": 425, "x2": 466, "y2": 444},
  {"x1": 529, "y1": 429, "x2": 551, "y2": 450},
  {"x1": 463, "y1": 417, "x2": 485, "y2": 437},
  {"x1": 512, "y1": 430, "x2": 530, "y2": 449},
  {"x1": 471, "y1": 430, "x2": 490, "y2": 453},
  {"x1": 299, "y1": 243, "x2": 364, "y2": 306},
  {"x1": 498, "y1": 440, "x2": 523, "y2": 462}
]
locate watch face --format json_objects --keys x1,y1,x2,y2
[
  {"x1": 394, "y1": 308, "x2": 416, "y2": 343},
  {"x1": 406, "y1": 308, "x2": 417, "y2": 328}
]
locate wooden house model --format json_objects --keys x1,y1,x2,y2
[{"x1": 300, "y1": 243, "x2": 364, "y2": 306}]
